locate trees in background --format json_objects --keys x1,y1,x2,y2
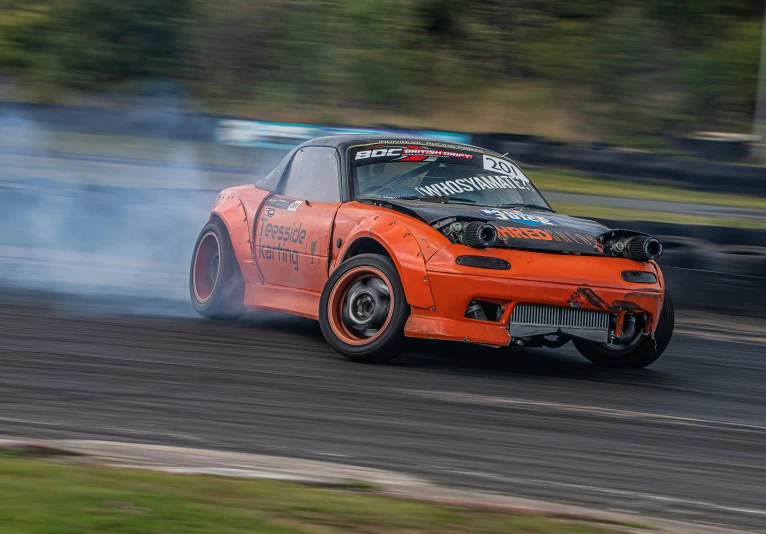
[{"x1": 0, "y1": 0, "x2": 762, "y2": 142}]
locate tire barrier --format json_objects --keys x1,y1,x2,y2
[
  {"x1": 594, "y1": 219, "x2": 766, "y2": 247},
  {"x1": 660, "y1": 243, "x2": 766, "y2": 279},
  {"x1": 0, "y1": 101, "x2": 218, "y2": 142},
  {"x1": 596, "y1": 219, "x2": 766, "y2": 275},
  {"x1": 5, "y1": 100, "x2": 766, "y2": 196},
  {"x1": 702, "y1": 246, "x2": 766, "y2": 279},
  {"x1": 592, "y1": 218, "x2": 766, "y2": 316},
  {"x1": 662, "y1": 267, "x2": 766, "y2": 318},
  {"x1": 654, "y1": 236, "x2": 712, "y2": 269},
  {"x1": 670, "y1": 135, "x2": 752, "y2": 162},
  {"x1": 484, "y1": 138, "x2": 766, "y2": 197}
]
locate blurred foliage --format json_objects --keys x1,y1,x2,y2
[{"x1": 0, "y1": 0, "x2": 764, "y2": 141}]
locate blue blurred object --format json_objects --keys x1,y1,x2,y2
[{"x1": 214, "y1": 119, "x2": 472, "y2": 149}]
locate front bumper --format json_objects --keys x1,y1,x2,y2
[{"x1": 403, "y1": 245, "x2": 665, "y2": 347}]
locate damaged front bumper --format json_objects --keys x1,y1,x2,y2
[{"x1": 402, "y1": 245, "x2": 665, "y2": 347}]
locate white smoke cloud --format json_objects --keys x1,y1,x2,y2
[{"x1": 0, "y1": 103, "x2": 277, "y2": 316}]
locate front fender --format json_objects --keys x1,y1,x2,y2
[{"x1": 335, "y1": 215, "x2": 437, "y2": 310}]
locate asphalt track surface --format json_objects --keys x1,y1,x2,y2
[
  {"x1": 2, "y1": 141, "x2": 765, "y2": 531},
  {"x1": 2, "y1": 290, "x2": 766, "y2": 531}
]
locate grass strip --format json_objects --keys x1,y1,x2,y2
[
  {"x1": 551, "y1": 201, "x2": 766, "y2": 229},
  {"x1": 0, "y1": 456, "x2": 642, "y2": 534},
  {"x1": 528, "y1": 169, "x2": 766, "y2": 211}
]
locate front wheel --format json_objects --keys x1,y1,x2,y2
[
  {"x1": 319, "y1": 254, "x2": 409, "y2": 363},
  {"x1": 573, "y1": 291, "x2": 674, "y2": 369}
]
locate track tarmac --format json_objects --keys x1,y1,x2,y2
[{"x1": 1, "y1": 290, "x2": 765, "y2": 530}]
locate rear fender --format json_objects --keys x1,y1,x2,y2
[
  {"x1": 211, "y1": 191, "x2": 266, "y2": 284},
  {"x1": 336, "y1": 215, "x2": 436, "y2": 310}
]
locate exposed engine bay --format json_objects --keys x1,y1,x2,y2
[{"x1": 434, "y1": 217, "x2": 663, "y2": 263}]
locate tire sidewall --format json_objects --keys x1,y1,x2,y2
[
  {"x1": 574, "y1": 291, "x2": 674, "y2": 368},
  {"x1": 319, "y1": 254, "x2": 409, "y2": 362},
  {"x1": 190, "y1": 218, "x2": 245, "y2": 319}
]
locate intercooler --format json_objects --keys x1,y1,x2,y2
[{"x1": 508, "y1": 303, "x2": 612, "y2": 342}]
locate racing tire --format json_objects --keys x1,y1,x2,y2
[
  {"x1": 573, "y1": 291, "x2": 674, "y2": 369},
  {"x1": 319, "y1": 254, "x2": 409, "y2": 363},
  {"x1": 190, "y1": 218, "x2": 246, "y2": 320}
]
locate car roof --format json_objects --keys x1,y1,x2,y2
[
  {"x1": 296, "y1": 135, "x2": 503, "y2": 157},
  {"x1": 298, "y1": 135, "x2": 407, "y2": 148}
]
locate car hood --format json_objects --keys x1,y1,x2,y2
[{"x1": 378, "y1": 199, "x2": 611, "y2": 255}]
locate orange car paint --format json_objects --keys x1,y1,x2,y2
[
  {"x1": 210, "y1": 188, "x2": 666, "y2": 347},
  {"x1": 211, "y1": 186, "x2": 269, "y2": 284},
  {"x1": 410, "y1": 245, "x2": 664, "y2": 345},
  {"x1": 332, "y1": 203, "x2": 442, "y2": 310},
  {"x1": 253, "y1": 198, "x2": 341, "y2": 292},
  {"x1": 245, "y1": 284, "x2": 321, "y2": 320}
]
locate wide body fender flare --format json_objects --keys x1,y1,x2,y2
[
  {"x1": 334, "y1": 215, "x2": 439, "y2": 310},
  {"x1": 210, "y1": 188, "x2": 270, "y2": 284}
]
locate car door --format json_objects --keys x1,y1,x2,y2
[{"x1": 254, "y1": 146, "x2": 342, "y2": 292}]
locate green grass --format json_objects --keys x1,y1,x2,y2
[
  {"x1": 528, "y1": 169, "x2": 766, "y2": 210},
  {"x1": 0, "y1": 457, "x2": 635, "y2": 534}
]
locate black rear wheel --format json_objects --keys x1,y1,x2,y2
[
  {"x1": 573, "y1": 292, "x2": 674, "y2": 369},
  {"x1": 190, "y1": 218, "x2": 245, "y2": 320}
]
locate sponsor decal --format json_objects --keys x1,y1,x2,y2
[
  {"x1": 375, "y1": 194, "x2": 413, "y2": 199},
  {"x1": 354, "y1": 147, "x2": 401, "y2": 160},
  {"x1": 413, "y1": 175, "x2": 532, "y2": 198},
  {"x1": 549, "y1": 231, "x2": 598, "y2": 246},
  {"x1": 266, "y1": 196, "x2": 294, "y2": 209},
  {"x1": 479, "y1": 208, "x2": 555, "y2": 226},
  {"x1": 305, "y1": 228, "x2": 322, "y2": 273},
  {"x1": 257, "y1": 218, "x2": 307, "y2": 271},
  {"x1": 496, "y1": 226, "x2": 554, "y2": 241},
  {"x1": 370, "y1": 140, "x2": 480, "y2": 152},
  {"x1": 483, "y1": 155, "x2": 517, "y2": 174},
  {"x1": 354, "y1": 144, "x2": 473, "y2": 163},
  {"x1": 495, "y1": 225, "x2": 597, "y2": 245},
  {"x1": 310, "y1": 241, "x2": 318, "y2": 261},
  {"x1": 287, "y1": 200, "x2": 303, "y2": 211}
]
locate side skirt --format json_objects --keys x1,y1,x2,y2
[
  {"x1": 245, "y1": 284, "x2": 320, "y2": 320},
  {"x1": 404, "y1": 312, "x2": 512, "y2": 347}
]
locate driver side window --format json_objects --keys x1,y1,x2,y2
[{"x1": 282, "y1": 147, "x2": 341, "y2": 202}]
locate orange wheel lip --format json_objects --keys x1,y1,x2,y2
[
  {"x1": 193, "y1": 231, "x2": 220, "y2": 303},
  {"x1": 327, "y1": 266, "x2": 394, "y2": 346}
]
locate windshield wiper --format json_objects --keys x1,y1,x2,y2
[
  {"x1": 410, "y1": 195, "x2": 477, "y2": 204},
  {"x1": 496, "y1": 203, "x2": 554, "y2": 212},
  {"x1": 359, "y1": 195, "x2": 476, "y2": 204}
]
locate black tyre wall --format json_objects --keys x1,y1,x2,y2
[{"x1": 189, "y1": 217, "x2": 246, "y2": 320}]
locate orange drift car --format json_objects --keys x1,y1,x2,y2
[{"x1": 190, "y1": 136, "x2": 673, "y2": 368}]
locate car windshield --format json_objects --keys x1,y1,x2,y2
[{"x1": 349, "y1": 143, "x2": 550, "y2": 210}]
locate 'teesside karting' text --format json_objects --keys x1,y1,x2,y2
[{"x1": 257, "y1": 218, "x2": 307, "y2": 271}]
